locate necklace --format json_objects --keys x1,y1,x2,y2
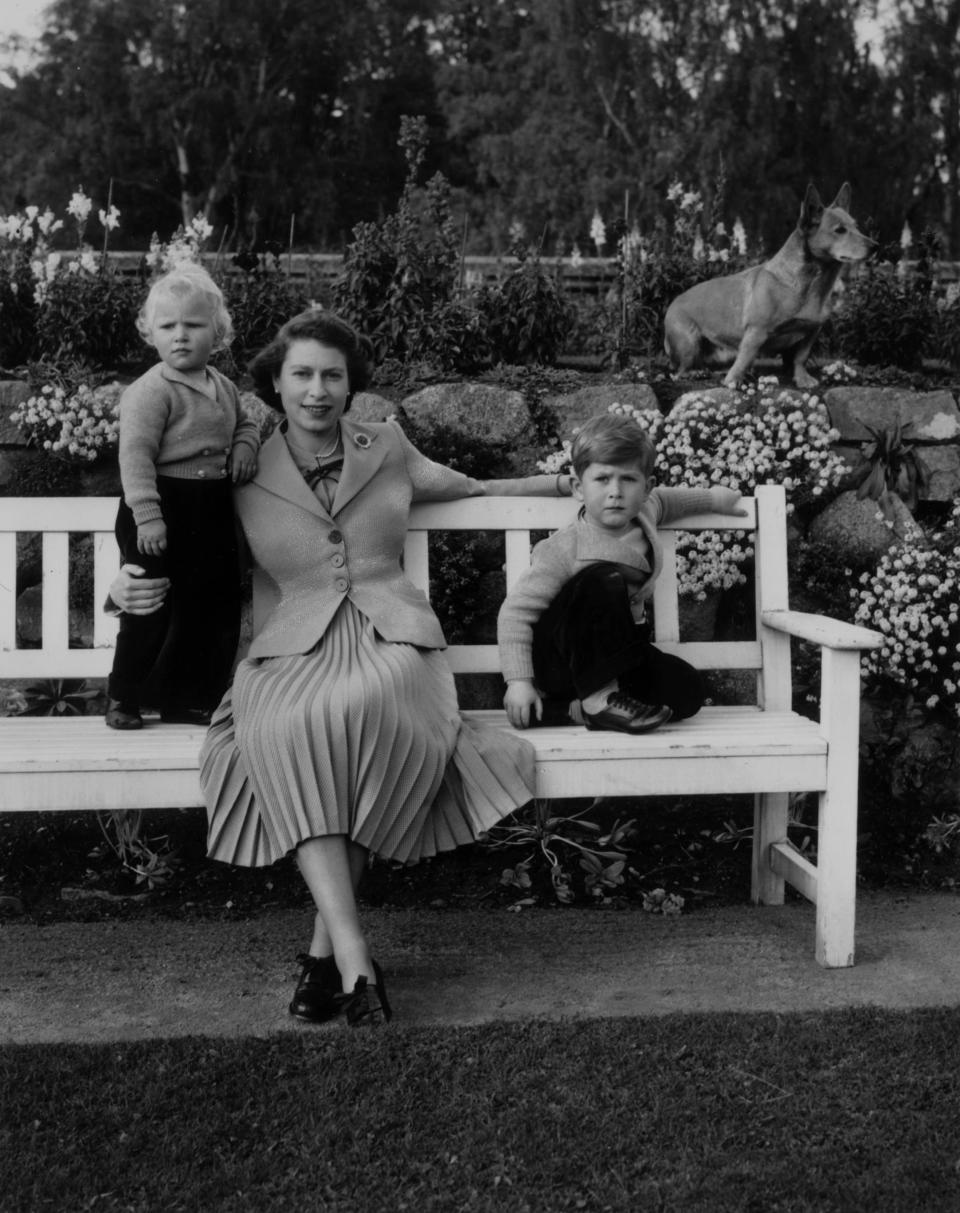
[{"x1": 315, "y1": 425, "x2": 342, "y2": 460}]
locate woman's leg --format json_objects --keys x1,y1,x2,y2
[{"x1": 295, "y1": 835, "x2": 372, "y2": 988}]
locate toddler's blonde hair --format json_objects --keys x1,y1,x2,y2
[{"x1": 137, "y1": 261, "x2": 233, "y2": 352}]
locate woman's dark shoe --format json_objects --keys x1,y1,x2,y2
[
  {"x1": 289, "y1": 953, "x2": 342, "y2": 1023},
  {"x1": 105, "y1": 699, "x2": 143, "y2": 730},
  {"x1": 338, "y1": 961, "x2": 393, "y2": 1027}
]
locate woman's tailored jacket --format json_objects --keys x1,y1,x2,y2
[{"x1": 237, "y1": 417, "x2": 563, "y2": 660}]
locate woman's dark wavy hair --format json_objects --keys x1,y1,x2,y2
[{"x1": 249, "y1": 309, "x2": 375, "y2": 412}]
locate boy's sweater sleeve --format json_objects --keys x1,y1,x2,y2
[
  {"x1": 497, "y1": 533, "x2": 574, "y2": 683},
  {"x1": 649, "y1": 485, "x2": 720, "y2": 524},
  {"x1": 118, "y1": 378, "x2": 169, "y2": 526}
]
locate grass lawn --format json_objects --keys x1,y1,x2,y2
[{"x1": 2, "y1": 1008, "x2": 957, "y2": 1212}]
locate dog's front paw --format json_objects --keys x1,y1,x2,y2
[{"x1": 793, "y1": 369, "x2": 819, "y2": 390}]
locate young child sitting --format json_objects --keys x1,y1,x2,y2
[
  {"x1": 497, "y1": 412, "x2": 744, "y2": 734},
  {"x1": 105, "y1": 262, "x2": 260, "y2": 730}
]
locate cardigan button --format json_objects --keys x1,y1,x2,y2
[
  {"x1": 335, "y1": 578, "x2": 349, "y2": 593},
  {"x1": 328, "y1": 530, "x2": 343, "y2": 544},
  {"x1": 331, "y1": 553, "x2": 345, "y2": 568}
]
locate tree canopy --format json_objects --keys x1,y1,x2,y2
[{"x1": 0, "y1": 0, "x2": 958, "y2": 256}]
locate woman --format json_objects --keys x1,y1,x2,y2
[{"x1": 174, "y1": 309, "x2": 568, "y2": 1026}]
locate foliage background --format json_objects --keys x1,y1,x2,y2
[{"x1": 0, "y1": 0, "x2": 958, "y2": 258}]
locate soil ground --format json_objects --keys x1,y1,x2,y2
[{"x1": 3, "y1": 892, "x2": 960, "y2": 1045}]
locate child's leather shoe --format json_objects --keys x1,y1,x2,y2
[
  {"x1": 583, "y1": 691, "x2": 672, "y2": 735},
  {"x1": 105, "y1": 699, "x2": 143, "y2": 730}
]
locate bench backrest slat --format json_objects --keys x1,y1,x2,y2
[{"x1": 0, "y1": 492, "x2": 773, "y2": 700}]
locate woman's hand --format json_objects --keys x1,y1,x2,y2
[
  {"x1": 504, "y1": 680, "x2": 543, "y2": 729},
  {"x1": 108, "y1": 564, "x2": 171, "y2": 615},
  {"x1": 137, "y1": 518, "x2": 167, "y2": 556},
  {"x1": 229, "y1": 445, "x2": 258, "y2": 484},
  {"x1": 710, "y1": 486, "x2": 748, "y2": 516}
]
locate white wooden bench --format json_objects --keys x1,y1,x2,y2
[{"x1": 0, "y1": 486, "x2": 881, "y2": 966}]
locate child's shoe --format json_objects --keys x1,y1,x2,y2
[
  {"x1": 105, "y1": 699, "x2": 143, "y2": 730},
  {"x1": 583, "y1": 691, "x2": 672, "y2": 735}
]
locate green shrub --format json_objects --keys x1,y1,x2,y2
[
  {"x1": 827, "y1": 232, "x2": 941, "y2": 370},
  {"x1": 476, "y1": 245, "x2": 575, "y2": 365},
  {"x1": 33, "y1": 269, "x2": 141, "y2": 367},
  {"x1": 335, "y1": 116, "x2": 470, "y2": 369},
  {"x1": 216, "y1": 251, "x2": 310, "y2": 373}
]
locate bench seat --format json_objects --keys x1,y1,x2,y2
[{"x1": 0, "y1": 706, "x2": 827, "y2": 810}]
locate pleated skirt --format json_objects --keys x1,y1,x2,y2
[{"x1": 200, "y1": 601, "x2": 536, "y2": 867}]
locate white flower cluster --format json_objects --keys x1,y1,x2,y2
[
  {"x1": 0, "y1": 188, "x2": 119, "y2": 304},
  {"x1": 853, "y1": 526, "x2": 960, "y2": 719},
  {"x1": 820, "y1": 360, "x2": 859, "y2": 385},
  {"x1": 537, "y1": 386, "x2": 846, "y2": 598},
  {"x1": 146, "y1": 215, "x2": 215, "y2": 273},
  {"x1": 11, "y1": 381, "x2": 123, "y2": 462}
]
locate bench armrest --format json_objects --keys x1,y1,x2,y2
[{"x1": 761, "y1": 609, "x2": 883, "y2": 652}]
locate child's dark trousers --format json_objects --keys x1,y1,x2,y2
[
  {"x1": 107, "y1": 476, "x2": 241, "y2": 714},
  {"x1": 531, "y1": 563, "x2": 704, "y2": 720}
]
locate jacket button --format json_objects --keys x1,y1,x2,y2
[
  {"x1": 328, "y1": 530, "x2": 343, "y2": 544},
  {"x1": 331, "y1": 553, "x2": 345, "y2": 568},
  {"x1": 335, "y1": 578, "x2": 349, "y2": 592}
]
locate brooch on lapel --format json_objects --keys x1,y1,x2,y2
[{"x1": 353, "y1": 432, "x2": 373, "y2": 449}]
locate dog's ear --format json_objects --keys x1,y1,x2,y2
[
  {"x1": 830, "y1": 182, "x2": 852, "y2": 211},
  {"x1": 799, "y1": 184, "x2": 824, "y2": 231}
]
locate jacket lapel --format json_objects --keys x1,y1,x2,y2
[
  {"x1": 252, "y1": 427, "x2": 331, "y2": 519},
  {"x1": 330, "y1": 419, "x2": 389, "y2": 515}
]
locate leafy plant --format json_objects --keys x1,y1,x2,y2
[
  {"x1": 96, "y1": 810, "x2": 180, "y2": 890},
  {"x1": 335, "y1": 116, "x2": 468, "y2": 368},
  {"x1": 216, "y1": 249, "x2": 310, "y2": 373},
  {"x1": 849, "y1": 419, "x2": 930, "y2": 512},
  {"x1": 482, "y1": 799, "x2": 638, "y2": 905},
  {"x1": 476, "y1": 243, "x2": 575, "y2": 365},
  {"x1": 17, "y1": 679, "x2": 106, "y2": 716},
  {"x1": 827, "y1": 229, "x2": 942, "y2": 370}
]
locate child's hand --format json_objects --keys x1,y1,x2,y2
[
  {"x1": 710, "y1": 486, "x2": 748, "y2": 516},
  {"x1": 229, "y1": 446, "x2": 258, "y2": 484},
  {"x1": 504, "y1": 680, "x2": 543, "y2": 729},
  {"x1": 137, "y1": 518, "x2": 167, "y2": 556}
]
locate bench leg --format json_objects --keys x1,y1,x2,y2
[
  {"x1": 813, "y1": 786, "x2": 857, "y2": 968},
  {"x1": 813, "y1": 648, "x2": 861, "y2": 968},
  {"x1": 751, "y1": 791, "x2": 788, "y2": 905}
]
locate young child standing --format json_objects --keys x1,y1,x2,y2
[
  {"x1": 498, "y1": 412, "x2": 745, "y2": 734},
  {"x1": 105, "y1": 262, "x2": 260, "y2": 730}
]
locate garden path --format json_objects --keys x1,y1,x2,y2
[{"x1": 2, "y1": 891, "x2": 959, "y2": 1043}]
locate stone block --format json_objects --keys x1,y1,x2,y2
[
  {"x1": 0, "y1": 379, "x2": 31, "y2": 445},
  {"x1": 15, "y1": 585, "x2": 92, "y2": 647},
  {"x1": 350, "y1": 391, "x2": 397, "y2": 423},
  {"x1": 916, "y1": 444, "x2": 960, "y2": 501},
  {"x1": 807, "y1": 489, "x2": 921, "y2": 566},
  {"x1": 824, "y1": 387, "x2": 960, "y2": 442},
  {"x1": 401, "y1": 382, "x2": 531, "y2": 446},
  {"x1": 545, "y1": 383, "x2": 660, "y2": 437}
]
